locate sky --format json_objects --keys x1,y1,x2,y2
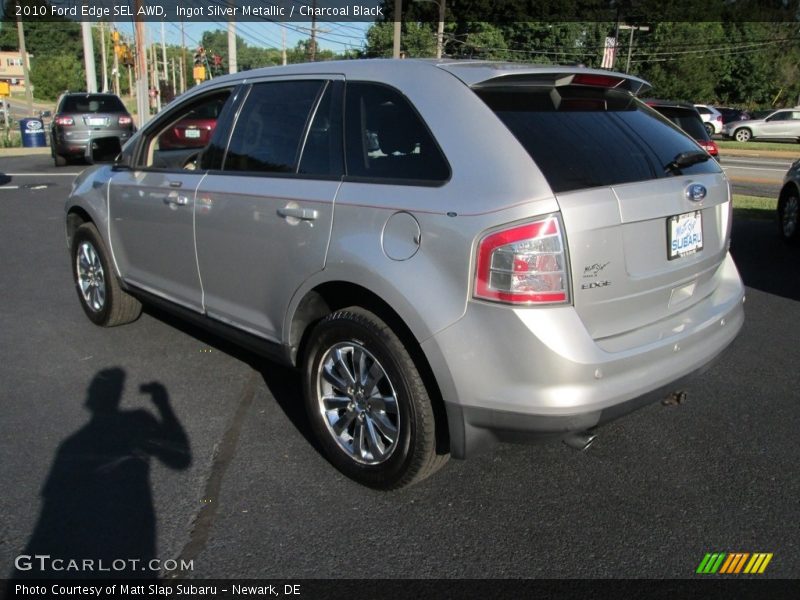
[{"x1": 112, "y1": 20, "x2": 371, "y2": 54}]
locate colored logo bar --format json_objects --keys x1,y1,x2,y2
[{"x1": 696, "y1": 552, "x2": 773, "y2": 574}]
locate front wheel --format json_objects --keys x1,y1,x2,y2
[
  {"x1": 778, "y1": 193, "x2": 799, "y2": 245},
  {"x1": 302, "y1": 307, "x2": 447, "y2": 489},
  {"x1": 734, "y1": 128, "x2": 752, "y2": 142},
  {"x1": 71, "y1": 223, "x2": 142, "y2": 326}
]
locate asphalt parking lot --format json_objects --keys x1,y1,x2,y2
[{"x1": 0, "y1": 154, "x2": 798, "y2": 581}]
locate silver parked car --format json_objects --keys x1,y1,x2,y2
[
  {"x1": 65, "y1": 60, "x2": 745, "y2": 489},
  {"x1": 778, "y1": 160, "x2": 800, "y2": 244},
  {"x1": 722, "y1": 108, "x2": 800, "y2": 142},
  {"x1": 51, "y1": 92, "x2": 135, "y2": 166}
]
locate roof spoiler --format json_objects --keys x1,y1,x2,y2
[{"x1": 472, "y1": 70, "x2": 651, "y2": 96}]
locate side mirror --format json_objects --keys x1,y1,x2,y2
[
  {"x1": 86, "y1": 136, "x2": 123, "y2": 165},
  {"x1": 40, "y1": 110, "x2": 51, "y2": 119}
]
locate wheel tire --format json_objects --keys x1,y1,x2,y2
[
  {"x1": 302, "y1": 307, "x2": 447, "y2": 489},
  {"x1": 71, "y1": 223, "x2": 142, "y2": 326},
  {"x1": 54, "y1": 153, "x2": 67, "y2": 167},
  {"x1": 778, "y1": 193, "x2": 800, "y2": 245},
  {"x1": 704, "y1": 122, "x2": 714, "y2": 137},
  {"x1": 734, "y1": 128, "x2": 752, "y2": 142}
]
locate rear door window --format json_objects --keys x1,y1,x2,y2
[
  {"x1": 476, "y1": 87, "x2": 721, "y2": 194},
  {"x1": 223, "y1": 80, "x2": 324, "y2": 174}
]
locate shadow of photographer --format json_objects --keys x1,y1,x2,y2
[{"x1": 11, "y1": 368, "x2": 191, "y2": 579}]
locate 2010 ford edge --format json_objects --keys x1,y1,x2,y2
[{"x1": 65, "y1": 60, "x2": 745, "y2": 489}]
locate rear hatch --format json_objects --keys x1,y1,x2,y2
[{"x1": 472, "y1": 72, "x2": 730, "y2": 341}]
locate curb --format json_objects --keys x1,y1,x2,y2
[
  {"x1": 719, "y1": 148, "x2": 800, "y2": 160},
  {"x1": 0, "y1": 147, "x2": 51, "y2": 157}
]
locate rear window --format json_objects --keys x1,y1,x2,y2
[
  {"x1": 60, "y1": 95, "x2": 127, "y2": 114},
  {"x1": 476, "y1": 86, "x2": 720, "y2": 194}
]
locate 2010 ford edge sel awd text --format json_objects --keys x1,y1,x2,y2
[{"x1": 65, "y1": 60, "x2": 745, "y2": 489}]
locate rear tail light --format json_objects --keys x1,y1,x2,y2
[
  {"x1": 699, "y1": 139, "x2": 719, "y2": 156},
  {"x1": 118, "y1": 115, "x2": 133, "y2": 126},
  {"x1": 55, "y1": 116, "x2": 74, "y2": 126},
  {"x1": 475, "y1": 215, "x2": 570, "y2": 305}
]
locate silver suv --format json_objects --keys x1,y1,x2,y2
[
  {"x1": 65, "y1": 60, "x2": 745, "y2": 489},
  {"x1": 51, "y1": 92, "x2": 135, "y2": 166}
]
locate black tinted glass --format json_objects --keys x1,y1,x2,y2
[
  {"x1": 477, "y1": 87, "x2": 720, "y2": 193},
  {"x1": 224, "y1": 81, "x2": 323, "y2": 174},
  {"x1": 61, "y1": 95, "x2": 127, "y2": 113},
  {"x1": 344, "y1": 82, "x2": 449, "y2": 183},
  {"x1": 298, "y1": 82, "x2": 344, "y2": 177},
  {"x1": 651, "y1": 106, "x2": 709, "y2": 140}
]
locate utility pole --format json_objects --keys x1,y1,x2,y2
[
  {"x1": 310, "y1": 1, "x2": 317, "y2": 62},
  {"x1": 227, "y1": 19, "x2": 238, "y2": 74},
  {"x1": 81, "y1": 22, "x2": 97, "y2": 93},
  {"x1": 133, "y1": 3, "x2": 149, "y2": 126},
  {"x1": 619, "y1": 24, "x2": 649, "y2": 74},
  {"x1": 112, "y1": 30, "x2": 121, "y2": 96},
  {"x1": 15, "y1": 10, "x2": 33, "y2": 115},
  {"x1": 160, "y1": 22, "x2": 168, "y2": 83},
  {"x1": 180, "y1": 20, "x2": 187, "y2": 93},
  {"x1": 436, "y1": 0, "x2": 445, "y2": 59},
  {"x1": 100, "y1": 23, "x2": 109, "y2": 92},
  {"x1": 393, "y1": 0, "x2": 402, "y2": 59},
  {"x1": 171, "y1": 58, "x2": 176, "y2": 98},
  {"x1": 281, "y1": 27, "x2": 287, "y2": 66}
]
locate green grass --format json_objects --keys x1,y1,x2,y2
[
  {"x1": 718, "y1": 140, "x2": 800, "y2": 153},
  {"x1": 0, "y1": 128, "x2": 21, "y2": 148},
  {"x1": 732, "y1": 194, "x2": 778, "y2": 220}
]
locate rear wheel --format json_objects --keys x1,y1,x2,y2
[
  {"x1": 54, "y1": 153, "x2": 67, "y2": 167},
  {"x1": 704, "y1": 122, "x2": 714, "y2": 137},
  {"x1": 778, "y1": 193, "x2": 799, "y2": 245},
  {"x1": 71, "y1": 223, "x2": 142, "y2": 326},
  {"x1": 734, "y1": 128, "x2": 752, "y2": 142},
  {"x1": 302, "y1": 307, "x2": 447, "y2": 489}
]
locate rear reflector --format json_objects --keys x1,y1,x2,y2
[{"x1": 475, "y1": 215, "x2": 569, "y2": 305}]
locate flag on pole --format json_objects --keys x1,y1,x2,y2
[{"x1": 601, "y1": 37, "x2": 617, "y2": 69}]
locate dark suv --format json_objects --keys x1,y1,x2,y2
[{"x1": 51, "y1": 92, "x2": 135, "y2": 166}]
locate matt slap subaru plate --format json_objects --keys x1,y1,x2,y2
[{"x1": 668, "y1": 211, "x2": 703, "y2": 260}]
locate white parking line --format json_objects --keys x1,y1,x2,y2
[
  {"x1": 3, "y1": 172, "x2": 80, "y2": 176},
  {"x1": 722, "y1": 166, "x2": 787, "y2": 173},
  {"x1": 722, "y1": 158, "x2": 793, "y2": 167},
  {"x1": 0, "y1": 186, "x2": 20, "y2": 189}
]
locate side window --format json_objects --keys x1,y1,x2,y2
[
  {"x1": 223, "y1": 80, "x2": 323, "y2": 174},
  {"x1": 141, "y1": 90, "x2": 232, "y2": 170},
  {"x1": 297, "y1": 81, "x2": 344, "y2": 177},
  {"x1": 768, "y1": 111, "x2": 789, "y2": 121},
  {"x1": 344, "y1": 82, "x2": 450, "y2": 183}
]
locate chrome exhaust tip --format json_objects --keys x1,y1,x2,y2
[{"x1": 563, "y1": 431, "x2": 597, "y2": 452}]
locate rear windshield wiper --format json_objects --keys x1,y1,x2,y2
[{"x1": 664, "y1": 150, "x2": 710, "y2": 174}]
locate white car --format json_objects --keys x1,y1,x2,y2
[
  {"x1": 694, "y1": 104, "x2": 724, "y2": 136},
  {"x1": 723, "y1": 108, "x2": 800, "y2": 143}
]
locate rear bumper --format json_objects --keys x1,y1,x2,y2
[
  {"x1": 52, "y1": 131, "x2": 132, "y2": 155},
  {"x1": 422, "y1": 253, "x2": 745, "y2": 459}
]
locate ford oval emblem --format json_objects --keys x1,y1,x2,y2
[{"x1": 686, "y1": 183, "x2": 707, "y2": 202}]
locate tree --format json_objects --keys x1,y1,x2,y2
[{"x1": 29, "y1": 54, "x2": 84, "y2": 99}]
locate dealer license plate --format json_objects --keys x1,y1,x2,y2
[
  {"x1": 184, "y1": 129, "x2": 201, "y2": 139},
  {"x1": 88, "y1": 117, "x2": 107, "y2": 126},
  {"x1": 668, "y1": 211, "x2": 703, "y2": 260}
]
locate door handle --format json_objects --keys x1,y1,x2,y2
[
  {"x1": 163, "y1": 190, "x2": 189, "y2": 207},
  {"x1": 168, "y1": 180, "x2": 183, "y2": 188},
  {"x1": 277, "y1": 206, "x2": 318, "y2": 221}
]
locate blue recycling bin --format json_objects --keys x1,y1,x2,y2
[{"x1": 19, "y1": 118, "x2": 47, "y2": 147}]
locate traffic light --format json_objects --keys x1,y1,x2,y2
[{"x1": 193, "y1": 46, "x2": 206, "y2": 66}]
